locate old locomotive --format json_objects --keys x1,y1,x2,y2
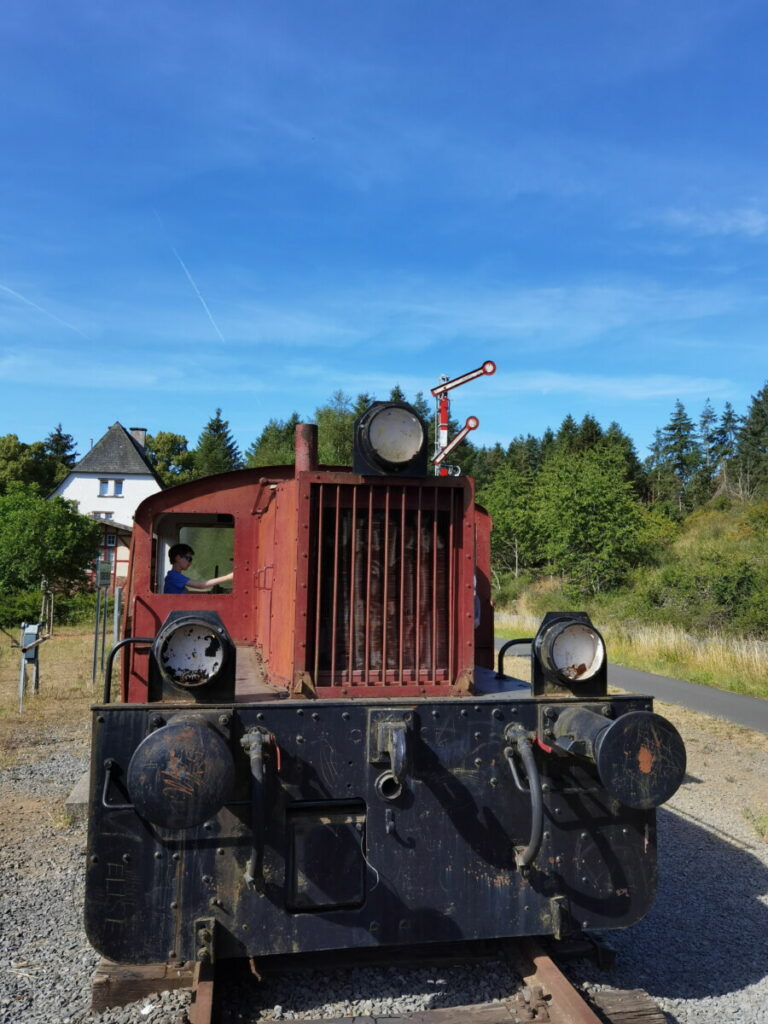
[{"x1": 85, "y1": 399, "x2": 685, "y2": 966}]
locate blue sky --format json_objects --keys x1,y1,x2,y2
[{"x1": 1, "y1": 1, "x2": 767, "y2": 462}]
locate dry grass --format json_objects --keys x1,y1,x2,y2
[
  {"x1": 743, "y1": 806, "x2": 768, "y2": 841},
  {"x1": 495, "y1": 611, "x2": 768, "y2": 700},
  {"x1": 0, "y1": 628, "x2": 97, "y2": 767}
]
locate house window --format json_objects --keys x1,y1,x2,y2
[
  {"x1": 114, "y1": 480, "x2": 124, "y2": 497},
  {"x1": 106, "y1": 534, "x2": 117, "y2": 547},
  {"x1": 99, "y1": 480, "x2": 109, "y2": 496}
]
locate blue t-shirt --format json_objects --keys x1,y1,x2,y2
[{"x1": 164, "y1": 569, "x2": 189, "y2": 594}]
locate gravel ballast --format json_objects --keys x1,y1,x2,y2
[{"x1": 1, "y1": 706, "x2": 766, "y2": 1024}]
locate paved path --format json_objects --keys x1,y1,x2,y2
[{"x1": 495, "y1": 638, "x2": 768, "y2": 735}]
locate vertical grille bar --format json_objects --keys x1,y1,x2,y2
[
  {"x1": 448, "y1": 489, "x2": 455, "y2": 683},
  {"x1": 432, "y1": 488, "x2": 438, "y2": 675},
  {"x1": 330, "y1": 485, "x2": 341, "y2": 684},
  {"x1": 364, "y1": 487, "x2": 373, "y2": 686},
  {"x1": 347, "y1": 486, "x2": 357, "y2": 685},
  {"x1": 403, "y1": 487, "x2": 409, "y2": 688},
  {"x1": 382, "y1": 487, "x2": 390, "y2": 681},
  {"x1": 415, "y1": 487, "x2": 422, "y2": 682},
  {"x1": 313, "y1": 484, "x2": 324, "y2": 686}
]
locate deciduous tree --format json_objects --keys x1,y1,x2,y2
[
  {"x1": 0, "y1": 485, "x2": 100, "y2": 590},
  {"x1": 145, "y1": 432, "x2": 195, "y2": 486},
  {"x1": 245, "y1": 413, "x2": 301, "y2": 468}
]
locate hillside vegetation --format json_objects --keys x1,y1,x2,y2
[
  {"x1": 499, "y1": 499, "x2": 768, "y2": 639},
  {"x1": 3, "y1": 384, "x2": 767, "y2": 681}
]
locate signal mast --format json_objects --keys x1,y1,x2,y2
[{"x1": 431, "y1": 360, "x2": 496, "y2": 476}]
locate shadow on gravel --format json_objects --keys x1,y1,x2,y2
[{"x1": 569, "y1": 806, "x2": 768, "y2": 1002}]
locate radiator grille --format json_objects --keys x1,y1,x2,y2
[{"x1": 308, "y1": 483, "x2": 461, "y2": 688}]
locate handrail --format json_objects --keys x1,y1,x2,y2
[
  {"x1": 496, "y1": 637, "x2": 534, "y2": 679},
  {"x1": 103, "y1": 636, "x2": 154, "y2": 703}
]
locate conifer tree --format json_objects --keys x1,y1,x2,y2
[
  {"x1": 736, "y1": 382, "x2": 768, "y2": 498},
  {"x1": 193, "y1": 409, "x2": 243, "y2": 478},
  {"x1": 576, "y1": 414, "x2": 603, "y2": 451},
  {"x1": 44, "y1": 424, "x2": 78, "y2": 467},
  {"x1": 712, "y1": 401, "x2": 744, "y2": 496},
  {"x1": 649, "y1": 400, "x2": 703, "y2": 514},
  {"x1": 698, "y1": 399, "x2": 718, "y2": 471},
  {"x1": 688, "y1": 399, "x2": 719, "y2": 505},
  {"x1": 603, "y1": 422, "x2": 647, "y2": 497},
  {"x1": 554, "y1": 414, "x2": 579, "y2": 452}
]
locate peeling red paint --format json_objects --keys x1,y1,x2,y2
[{"x1": 637, "y1": 745, "x2": 654, "y2": 774}]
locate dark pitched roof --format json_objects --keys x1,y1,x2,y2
[{"x1": 74, "y1": 423, "x2": 162, "y2": 484}]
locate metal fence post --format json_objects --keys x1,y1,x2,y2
[
  {"x1": 18, "y1": 622, "x2": 27, "y2": 714},
  {"x1": 113, "y1": 587, "x2": 122, "y2": 648},
  {"x1": 100, "y1": 589, "x2": 109, "y2": 672},
  {"x1": 92, "y1": 590, "x2": 102, "y2": 686}
]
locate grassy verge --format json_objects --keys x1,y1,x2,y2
[
  {"x1": 495, "y1": 610, "x2": 768, "y2": 700},
  {"x1": 0, "y1": 627, "x2": 98, "y2": 767}
]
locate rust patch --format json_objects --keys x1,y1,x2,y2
[
  {"x1": 637, "y1": 745, "x2": 654, "y2": 775},
  {"x1": 561, "y1": 662, "x2": 588, "y2": 680}
]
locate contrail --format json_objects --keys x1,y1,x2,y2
[
  {"x1": 170, "y1": 246, "x2": 226, "y2": 343},
  {"x1": 0, "y1": 282, "x2": 91, "y2": 340},
  {"x1": 154, "y1": 209, "x2": 226, "y2": 343}
]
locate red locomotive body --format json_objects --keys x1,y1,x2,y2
[{"x1": 122, "y1": 455, "x2": 492, "y2": 704}]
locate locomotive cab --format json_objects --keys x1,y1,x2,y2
[{"x1": 85, "y1": 401, "x2": 685, "y2": 967}]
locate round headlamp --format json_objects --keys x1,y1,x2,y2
[
  {"x1": 536, "y1": 617, "x2": 606, "y2": 684},
  {"x1": 153, "y1": 615, "x2": 231, "y2": 690},
  {"x1": 353, "y1": 402, "x2": 428, "y2": 476}
]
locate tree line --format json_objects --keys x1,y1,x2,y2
[{"x1": 1, "y1": 382, "x2": 767, "y2": 630}]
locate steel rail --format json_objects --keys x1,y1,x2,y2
[{"x1": 188, "y1": 960, "x2": 216, "y2": 1024}]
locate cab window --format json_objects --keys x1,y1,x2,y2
[{"x1": 153, "y1": 513, "x2": 235, "y2": 594}]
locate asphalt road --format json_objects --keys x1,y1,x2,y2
[{"x1": 495, "y1": 638, "x2": 768, "y2": 735}]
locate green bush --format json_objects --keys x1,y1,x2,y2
[
  {"x1": 734, "y1": 585, "x2": 768, "y2": 638},
  {"x1": 0, "y1": 590, "x2": 43, "y2": 629},
  {"x1": 491, "y1": 572, "x2": 533, "y2": 608},
  {"x1": 0, "y1": 589, "x2": 99, "y2": 629}
]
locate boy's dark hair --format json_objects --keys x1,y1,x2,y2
[{"x1": 169, "y1": 543, "x2": 194, "y2": 564}]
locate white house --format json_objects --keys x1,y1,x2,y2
[{"x1": 52, "y1": 423, "x2": 163, "y2": 586}]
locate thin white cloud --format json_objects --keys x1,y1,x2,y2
[
  {"x1": 494, "y1": 372, "x2": 732, "y2": 401},
  {"x1": 0, "y1": 282, "x2": 92, "y2": 339},
  {"x1": 658, "y1": 206, "x2": 768, "y2": 238},
  {"x1": 0, "y1": 276, "x2": 754, "y2": 360}
]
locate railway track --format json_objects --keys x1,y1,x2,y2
[{"x1": 96, "y1": 940, "x2": 667, "y2": 1024}]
